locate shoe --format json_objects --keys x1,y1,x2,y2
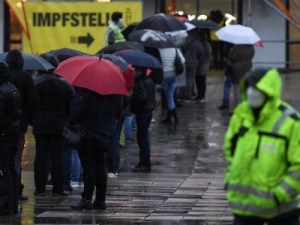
[
  {"x1": 198, "y1": 98, "x2": 206, "y2": 103},
  {"x1": 71, "y1": 198, "x2": 94, "y2": 210},
  {"x1": 71, "y1": 181, "x2": 80, "y2": 188},
  {"x1": 93, "y1": 201, "x2": 106, "y2": 210},
  {"x1": 33, "y1": 191, "x2": 46, "y2": 196},
  {"x1": 19, "y1": 195, "x2": 29, "y2": 201},
  {"x1": 107, "y1": 172, "x2": 119, "y2": 178},
  {"x1": 52, "y1": 190, "x2": 70, "y2": 196},
  {"x1": 132, "y1": 165, "x2": 151, "y2": 172},
  {"x1": 218, "y1": 104, "x2": 229, "y2": 110}
]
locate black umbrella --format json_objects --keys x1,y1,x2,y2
[
  {"x1": 122, "y1": 22, "x2": 139, "y2": 41},
  {"x1": 128, "y1": 29, "x2": 174, "y2": 48},
  {"x1": 95, "y1": 54, "x2": 128, "y2": 71},
  {"x1": 97, "y1": 41, "x2": 145, "y2": 54},
  {"x1": 43, "y1": 48, "x2": 88, "y2": 62},
  {"x1": 188, "y1": 20, "x2": 219, "y2": 30},
  {"x1": 135, "y1": 13, "x2": 187, "y2": 33},
  {"x1": 0, "y1": 52, "x2": 54, "y2": 71}
]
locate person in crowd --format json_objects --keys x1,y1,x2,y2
[
  {"x1": 224, "y1": 67, "x2": 300, "y2": 225},
  {"x1": 180, "y1": 27, "x2": 204, "y2": 102},
  {"x1": 227, "y1": 44, "x2": 255, "y2": 112},
  {"x1": 6, "y1": 49, "x2": 37, "y2": 202},
  {"x1": 70, "y1": 88, "x2": 123, "y2": 210},
  {"x1": 131, "y1": 67, "x2": 156, "y2": 172},
  {"x1": 218, "y1": 42, "x2": 234, "y2": 110},
  {"x1": 195, "y1": 30, "x2": 212, "y2": 103},
  {"x1": 159, "y1": 47, "x2": 185, "y2": 124},
  {"x1": 32, "y1": 56, "x2": 74, "y2": 196},
  {"x1": 105, "y1": 11, "x2": 126, "y2": 46},
  {"x1": 209, "y1": 9, "x2": 226, "y2": 70},
  {"x1": 0, "y1": 62, "x2": 22, "y2": 216}
]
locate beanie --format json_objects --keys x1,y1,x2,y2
[
  {"x1": 6, "y1": 49, "x2": 24, "y2": 70},
  {"x1": 111, "y1": 12, "x2": 123, "y2": 23}
]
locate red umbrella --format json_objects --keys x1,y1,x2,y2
[{"x1": 54, "y1": 55, "x2": 129, "y2": 96}]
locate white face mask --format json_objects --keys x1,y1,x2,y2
[
  {"x1": 117, "y1": 19, "x2": 124, "y2": 29},
  {"x1": 246, "y1": 86, "x2": 266, "y2": 108}
]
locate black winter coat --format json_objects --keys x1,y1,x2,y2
[
  {"x1": 32, "y1": 73, "x2": 74, "y2": 135},
  {"x1": 8, "y1": 69, "x2": 36, "y2": 133},
  {"x1": 67, "y1": 88, "x2": 123, "y2": 151},
  {"x1": 0, "y1": 80, "x2": 22, "y2": 141},
  {"x1": 130, "y1": 74, "x2": 156, "y2": 114}
]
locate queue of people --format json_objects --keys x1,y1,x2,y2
[{"x1": 3, "y1": 9, "x2": 300, "y2": 225}]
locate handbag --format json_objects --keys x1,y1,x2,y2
[
  {"x1": 174, "y1": 48, "x2": 184, "y2": 75},
  {"x1": 62, "y1": 123, "x2": 89, "y2": 149}
]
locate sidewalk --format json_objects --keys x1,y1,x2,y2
[{"x1": 1, "y1": 69, "x2": 299, "y2": 225}]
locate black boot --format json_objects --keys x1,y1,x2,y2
[
  {"x1": 162, "y1": 110, "x2": 172, "y2": 123},
  {"x1": 71, "y1": 198, "x2": 93, "y2": 210},
  {"x1": 171, "y1": 109, "x2": 178, "y2": 124}
]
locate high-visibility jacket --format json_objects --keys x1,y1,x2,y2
[
  {"x1": 108, "y1": 23, "x2": 125, "y2": 44},
  {"x1": 224, "y1": 68, "x2": 300, "y2": 219}
]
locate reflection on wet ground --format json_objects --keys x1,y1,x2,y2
[{"x1": 1, "y1": 70, "x2": 300, "y2": 224}]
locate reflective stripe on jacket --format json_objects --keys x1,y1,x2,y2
[{"x1": 224, "y1": 68, "x2": 300, "y2": 218}]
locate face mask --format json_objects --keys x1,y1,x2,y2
[
  {"x1": 246, "y1": 86, "x2": 266, "y2": 108},
  {"x1": 117, "y1": 19, "x2": 124, "y2": 29}
]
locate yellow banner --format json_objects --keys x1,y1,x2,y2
[{"x1": 22, "y1": 2, "x2": 142, "y2": 55}]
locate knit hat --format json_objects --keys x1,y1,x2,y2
[
  {"x1": 111, "y1": 12, "x2": 123, "y2": 22},
  {"x1": 6, "y1": 49, "x2": 24, "y2": 70}
]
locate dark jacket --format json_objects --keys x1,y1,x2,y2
[
  {"x1": 182, "y1": 29, "x2": 204, "y2": 68},
  {"x1": 6, "y1": 51, "x2": 36, "y2": 133},
  {"x1": 67, "y1": 88, "x2": 123, "y2": 150},
  {"x1": 32, "y1": 73, "x2": 74, "y2": 135},
  {"x1": 228, "y1": 44, "x2": 255, "y2": 83},
  {"x1": 130, "y1": 74, "x2": 156, "y2": 114},
  {"x1": 0, "y1": 79, "x2": 22, "y2": 142}
]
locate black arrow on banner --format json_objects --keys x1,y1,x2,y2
[{"x1": 78, "y1": 32, "x2": 94, "y2": 47}]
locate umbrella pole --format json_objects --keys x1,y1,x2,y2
[{"x1": 247, "y1": 0, "x2": 252, "y2": 26}]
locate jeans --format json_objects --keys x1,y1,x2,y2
[
  {"x1": 124, "y1": 115, "x2": 133, "y2": 139},
  {"x1": 71, "y1": 151, "x2": 83, "y2": 182},
  {"x1": 63, "y1": 147, "x2": 73, "y2": 190},
  {"x1": 222, "y1": 76, "x2": 232, "y2": 106},
  {"x1": 135, "y1": 111, "x2": 153, "y2": 168},
  {"x1": 162, "y1": 76, "x2": 177, "y2": 110}
]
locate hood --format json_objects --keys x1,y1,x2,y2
[
  {"x1": 6, "y1": 49, "x2": 24, "y2": 70},
  {"x1": 240, "y1": 67, "x2": 282, "y2": 102}
]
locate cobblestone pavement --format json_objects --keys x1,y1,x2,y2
[{"x1": 1, "y1": 70, "x2": 300, "y2": 225}]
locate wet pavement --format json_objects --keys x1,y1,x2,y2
[{"x1": 1, "y1": 69, "x2": 300, "y2": 225}]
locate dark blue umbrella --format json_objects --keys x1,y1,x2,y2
[{"x1": 114, "y1": 50, "x2": 162, "y2": 69}]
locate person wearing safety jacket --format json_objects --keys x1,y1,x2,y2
[
  {"x1": 105, "y1": 11, "x2": 126, "y2": 46},
  {"x1": 224, "y1": 67, "x2": 300, "y2": 224}
]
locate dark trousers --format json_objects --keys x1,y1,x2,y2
[
  {"x1": 195, "y1": 75, "x2": 207, "y2": 99},
  {"x1": 233, "y1": 211, "x2": 300, "y2": 225},
  {"x1": 0, "y1": 140, "x2": 19, "y2": 214},
  {"x1": 34, "y1": 134, "x2": 64, "y2": 193},
  {"x1": 78, "y1": 145, "x2": 107, "y2": 202},
  {"x1": 135, "y1": 111, "x2": 153, "y2": 168}
]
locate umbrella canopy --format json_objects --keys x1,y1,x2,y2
[
  {"x1": 0, "y1": 52, "x2": 54, "y2": 71},
  {"x1": 98, "y1": 41, "x2": 145, "y2": 54},
  {"x1": 114, "y1": 50, "x2": 162, "y2": 69},
  {"x1": 215, "y1": 24, "x2": 261, "y2": 45},
  {"x1": 135, "y1": 13, "x2": 187, "y2": 33},
  {"x1": 122, "y1": 22, "x2": 140, "y2": 40},
  {"x1": 54, "y1": 55, "x2": 129, "y2": 96},
  {"x1": 128, "y1": 29, "x2": 174, "y2": 48},
  {"x1": 187, "y1": 20, "x2": 219, "y2": 30},
  {"x1": 43, "y1": 48, "x2": 88, "y2": 62}
]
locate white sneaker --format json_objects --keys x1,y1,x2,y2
[
  {"x1": 198, "y1": 98, "x2": 206, "y2": 103},
  {"x1": 71, "y1": 181, "x2": 79, "y2": 188},
  {"x1": 107, "y1": 172, "x2": 119, "y2": 178}
]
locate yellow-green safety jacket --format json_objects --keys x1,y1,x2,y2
[
  {"x1": 108, "y1": 23, "x2": 125, "y2": 44},
  {"x1": 224, "y1": 68, "x2": 300, "y2": 219}
]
